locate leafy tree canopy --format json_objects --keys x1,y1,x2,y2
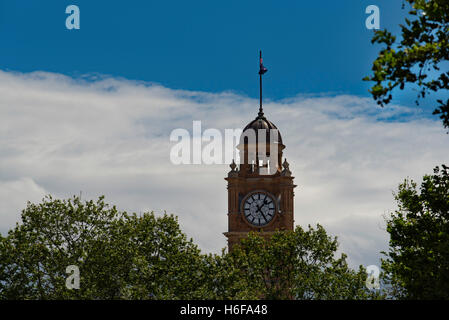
[
  {"x1": 382, "y1": 165, "x2": 449, "y2": 299},
  {"x1": 227, "y1": 226, "x2": 382, "y2": 300},
  {"x1": 364, "y1": 0, "x2": 449, "y2": 128},
  {"x1": 0, "y1": 195, "x2": 381, "y2": 300},
  {"x1": 0, "y1": 196, "x2": 207, "y2": 299}
]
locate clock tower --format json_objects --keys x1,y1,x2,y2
[{"x1": 224, "y1": 52, "x2": 296, "y2": 250}]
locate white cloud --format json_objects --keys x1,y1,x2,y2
[
  {"x1": 0, "y1": 177, "x2": 47, "y2": 234},
  {"x1": 1, "y1": 70, "x2": 448, "y2": 268}
]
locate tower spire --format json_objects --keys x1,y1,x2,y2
[{"x1": 258, "y1": 50, "x2": 268, "y2": 118}]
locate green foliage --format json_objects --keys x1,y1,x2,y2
[
  {"x1": 364, "y1": 0, "x2": 449, "y2": 128},
  {"x1": 382, "y1": 165, "x2": 449, "y2": 299},
  {"x1": 0, "y1": 195, "x2": 206, "y2": 299},
  {"x1": 0, "y1": 195, "x2": 382, "y2": 300},
  {"x1": 227, "y1": 226, "x2": 382, "y2": 300}
]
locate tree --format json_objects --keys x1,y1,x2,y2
[
  {"x1": 0, "y1": 195, "x2": 208, "y2": 299},
  {"x1": 226, "y1": 225, "x2": 382, "y2": 300},
  {"x1": 382, "y1": 165, "x2": 449, "y2": 299},
  {"x1": 364, "y1": 0, "x2": 449, "y2": 129},
  {"x1": 0, "y1": 195, "x2": 383, "y2": 300}
]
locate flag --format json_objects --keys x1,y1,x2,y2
[{"x1": 259, "y1": 54, "x2": 268, "y2": 75}]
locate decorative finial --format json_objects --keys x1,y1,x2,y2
[
  {"x1": 230, "y1": 159, "x2": 237, "y2": 171},
  {"x1": 281, "y1": 158, "x2": 292, "y2": 176},
  {"x1": 228, "y1": 159, "x2": 238, "y2": 177},
  {"x1": 258, "y1": 50, "x2": 268, "y2": 118}
]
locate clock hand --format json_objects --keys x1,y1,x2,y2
[{"x1": 256, "y1": 205, "x2": 269, "y2": 221}]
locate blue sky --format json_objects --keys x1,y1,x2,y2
[{"x1": 1, "y1": 0, "x2": 433, "y2": 110}]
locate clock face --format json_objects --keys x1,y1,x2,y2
[{"x1": 242, "y1": 192, "x2": 276, "y2": 227}]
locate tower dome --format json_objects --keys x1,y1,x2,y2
[
  {"x1": 242, "y1": 114, "x2": 283, "y2": 145},
  {"x1": 238, "y1": 112, "x2": 285, "y2": 175}
]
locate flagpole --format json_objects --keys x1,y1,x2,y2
[{"x1": 259, "y1": 50, "x2": 263, "y2": 117}]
